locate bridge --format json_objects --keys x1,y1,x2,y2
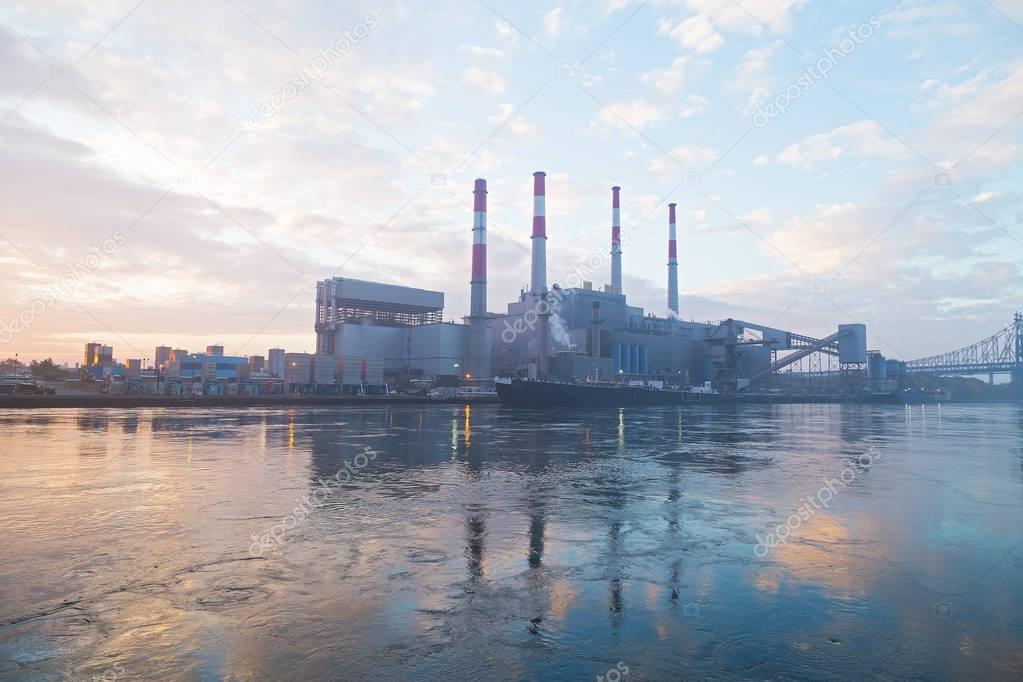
[{"x1": 905, "y1": 313, "x2": 1023, "y2": 377}]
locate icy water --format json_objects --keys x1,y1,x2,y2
[{"x1": 1, "y1": 404, "x2": 1022, "y2": 681}]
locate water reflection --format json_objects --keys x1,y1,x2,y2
[{"x1": 1, "y1": 404, "x2": 1022, "y2": 680}]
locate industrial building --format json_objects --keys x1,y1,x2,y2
[
  {"x1": 307, "y1": 172, "x2": 869, "y2": 392},
  {"x1": 314, "y1": 276, "x2": 471, "y2": 379}
]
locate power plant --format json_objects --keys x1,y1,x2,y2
[
  {"x1": 313, "y1": 172, "x2": 881, "y2": 396},
  {"x1": 30, "y1": 172, "x2": 1023, "y2": 402}
]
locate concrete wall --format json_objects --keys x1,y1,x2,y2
[
  {"x1": 328, "y1": 320, "x2": 469, "y2": 378},
  {"x1": 408, "y1": 322, "x2": 469, "y2": 377},
  {"x1": 331, "y1": 323, "x2": 407, "y2": 371}
]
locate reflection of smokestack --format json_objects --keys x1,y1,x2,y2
[
  {"x1": 530, "y1": 172, "x2": 547, "y2": 295},
  {"x1": 470, "y1": 179, "x2": 487, "y2": 319},
  {"x1": 668, "y1": 202, "x2": 679, "y2": 315},
  {"x1": 590, "y1": 301, "x2": 602, "y2": 359},
  {"x1": 611, "y1": 186, "x2": 622, "y2": 296}
]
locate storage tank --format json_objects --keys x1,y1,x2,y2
[{"x1": 838, "y1": 324, "x2": 868, "y2": 364}]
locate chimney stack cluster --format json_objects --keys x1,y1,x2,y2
[{"x1": 465, "y1": 172, "x2": 682, "y2": 378}]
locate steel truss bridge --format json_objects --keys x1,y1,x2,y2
[{"x1": 906, "y1": 313, "x2": 1023, "y2": 376}]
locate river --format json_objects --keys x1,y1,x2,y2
[{"x1": 1, "y1": 403, "x2": 1021, "y2": 680}]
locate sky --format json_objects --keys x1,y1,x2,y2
[{"x1": 1, "y1": 0, "x2": 1022, "y2": 365}]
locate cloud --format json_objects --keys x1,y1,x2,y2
[
  {"x1": 661, "y1": 15, "x2": 723, "y2": 54},
  {"x1": 648, "y1": 144, "x2": 718, "y2": 179},
  {"x1": 729, "y1": 40, "x2": 782, "y2": 114},
  {"x1": 657, "y1": 0, "x2": 805, "y2": 53},
  {"x1": 777, "y1": 121, "x2": 910, "y2": 169},
  {"x1": 640, "y1": 56, "x2": 690, "y2": 94},
  {"x1": 731, "y1": 41, "x2": 782, "y2": 89},
  {"x1": 543, "y1": 8, "x2": 565, "y2": 37},
  {"x1": 458, "y1": 44, "x2": 504, "y2": 58},
  {"x1": 590, "y1": 98, "x2": 672, "y2": 132},
  {"x1": 692, "y1": 0, "x2": 805, "y2": 34},
  {"x1": 463, "y1": 66, "x2": 506, "y2": 95},
  {"x1": 487, "y1": 104, "x2": 539, "y2": 140},
  {"x1": 495, "y1": 19, "x2": 519, "y2": 43}
]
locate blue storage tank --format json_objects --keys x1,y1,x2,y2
[
  {"x1": 639, "y1": 346, "x2": 648, "y2": 375},
  {"x1": 629, "y1": 345, "x2": 639, "y2": 375}
]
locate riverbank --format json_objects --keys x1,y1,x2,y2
[
  {"x1": 0, "y1": 395, "x2": 501, "y2": 409},
  {"x1": 1, "y1": 393, "x2": 1017, "y2": 409}
]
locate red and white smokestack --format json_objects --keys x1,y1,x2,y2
[
  {"x1": 611, "y1": 186, "x2": 622, "y2": 296},
  {"x1": 470, "y1": 178, "x2": 487, "y2": 319},
  {"x1": 668, "y1": 202, "x2": 679, "y2": 315},
  {"x1": 530, "y1": 171, "x2": 547, "y2": 295}
]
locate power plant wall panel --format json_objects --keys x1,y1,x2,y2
[
  {"x1": 408, "y1": 323, "x2": 469, "y2": 377},
  {"x1": 312, "y1": 354, "x2": 336, "y2": 384},
  {"x1": 338, "y1": 357, "x2": 384, "y2": 385},
  {"x1": 333, "y1": 324, "x2": 407, "y2": 371},
  {"x1": 283, "y1": 353, "x2": 312, "y2": 389}
]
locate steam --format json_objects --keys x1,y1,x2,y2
[{"x1": 549, "y1": 313, "x2": 572, "y2": 348}]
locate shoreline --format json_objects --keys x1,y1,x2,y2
[
  {"x1": 0, "y1": 395, "x2": 499, "y2": 409},
  {"x1": 0, "y1": 395, "x2": 1018, "y2": 409}
]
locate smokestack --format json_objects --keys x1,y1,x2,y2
[
  {"x1": 470, "y1": 179, "x2": 487, "y2": 319},
  {"x1": 668, "y1": 202, "x2": 679, "y2": 315},
  {"x1": 530, "y1": 171, "x2": 547, "y2": 295},
  {"x1": 611, "y1": 186, "x2": 622, "y2": 296},
  {"x1": 469, "y1": 179, "x2": 491, "y2": 378}
]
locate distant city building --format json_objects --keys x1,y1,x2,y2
[
  {"x1": 83, "y1": 342, "x2": 113, "y2": 367},
  {"x1": 83, "y1": 342, "x2": 102, "y2": 367},
  {"x1": 248, "y1": 355, "x2": 265, "y2": 373},
  {"x1": 268, "y1": 348, "x2": 285, "y2": 378},
  {"x1": 126, "y1": 359, "x2": 142, "y2": 378},
  {"x1": 154, "y1": 346, "x2": 172, "y2": 369},
  {"x1": 206, "y1": 345, "x2": 224, "y2": 357},
  {"x1": 170, "y1": 349, "x2": 189, "y2": 364}
]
